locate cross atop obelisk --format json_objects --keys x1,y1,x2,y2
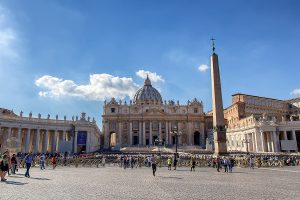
[{"x1": 210, "y1": 38, "x2": 227, "y2": 155}]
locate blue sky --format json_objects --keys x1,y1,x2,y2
[{"x1": 1, "y1": 0, "x2": 300, "y2": 126}]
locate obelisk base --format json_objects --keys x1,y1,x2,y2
[{"x1": 213, "y1": 130, "x2": 228, "y2": 156}]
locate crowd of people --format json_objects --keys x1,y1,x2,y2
[{"x1": 1, "y1": 150, "x2": 300, "y2": 181}]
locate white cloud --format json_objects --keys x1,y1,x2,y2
[
  {"x1": 0, "y1": 5, "x2": 19, "y2": 62},
  {"x1": 136, "y1": 70, "x2": 164, "y2": 82},
  {"x1": 290, "y1": 89, "x2": 300, "y2": 95},
  {"x1": 35, "y1": 74, "x2": 140, "y2": 101},
  {"x1": 198, "y1": 64, "x2": 209, "y2": 72}
]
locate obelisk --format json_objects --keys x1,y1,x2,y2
[{"x1": 210, "y1": 38, "x2": 227, "y2": 155}]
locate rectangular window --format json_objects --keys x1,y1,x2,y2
[{"x1": 111, "y1": 108, "x2": 115, "y2": 113}]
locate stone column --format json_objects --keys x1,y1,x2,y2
[
  {"x1": 74, "y1": 131, "x2": 78, "y2": 153},
  {"x1": 104, "y1": 122, "x2": 110, "y2": 148},
  {"x1": 63, "y1": 131, "x2": 67, "y2": 142},
  {"x1": 283, "y1": 130, "x2": 287, "y2": 140},
  {"x1": 7, "y1": 127, "x2": 12, "y2": 139},
  {"x1": 149, "y1": 122, "x2": 153, "y2": 145},
  {"x1": 139, "y1": 121, "x2": 142, "y2": 145},
  {"x1": 17, "y1": 128, "x2": 21, "y2": 150},
  {"x1": 119, "y1": 122, "x2": 122, "y2": 147},
  {"x1": 254, "y1": 132, "x2": 259, "y2": 153},
  {"x1": 251, "y1": 132, "x2": 255, "y2": 152},
  {"x1": 159, "y1": 121, "x2": 162, "y2": 140},
  {"x1": 34, "y1": 129, "x2": 40, "y2": 153},
  {"x1": 272, "y1": 131, "x2": 279, "y2": 152},
  {"x1": 42, "y1": 130, "x2": 49, "y2": 153},
  {"x1": 165, "y1": 121, "x2": 169, "y2": 145},
  {"x1": 266, "y1": 132, "x2": 271, "y2": 152},
  {"x1": 129, "y1": 122, "x2": 133, "y2": 145},
  {"x1": 188, "y1": 122, "x2": 192, "y2": 145},
  {"x1": 86, "y1": 131, "x2": 90, "y2": 153},
  {"x1": 25, "y1": 129, "x2": 31, "y2": 153},
  {"x1": 169, "y1": 122, "x2": 172, "y2": 144},
  {"x1": 52, "y1": 131, "x2": 57, "y2": 153},
  {"x1": 292, "y1": 130, "x2": 298, "y2": 152},
  {"x1": 142, "y1": 122, "x2": 146, "y2": 146},
  {"x1": 260, "y1": 131, "x2": 265, "y2": 152}
]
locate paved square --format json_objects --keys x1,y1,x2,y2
[{"x1": 1, "y1": 166, "x2": 299, "y2": 200}]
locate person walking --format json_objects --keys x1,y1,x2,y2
[
  {"x1": 190, "y1": 158, "x2": 196, "y2": 172},
  {"x1": 24, "y1": 153, "x2": 33, "y2": 178},
  {"x1": 216, "y1": 156, "x2": 221, "y2": 172},
  {"x1": 10, "y1": 154, "x2": 17, "y2": 174},
  {"x1": 167, "y1": 157, "x2": 172, "y2": 170},
  {"x1": 40, "y1": 154, "x2": 46, "y2": 170},
  {"x1": 0, "y1": 154, "x2": 9, "y2": 181},
  {"x1": 51, "y1": 155, "x2": 57, "y2": 169},
  {"x1": 150, "y1": 154, "x2": 157, "y2": 176},
  {"x1": 223, "y1": 157, "x2": 229, "y2": 173},
  {"x1": 249, "y1": 156, "x2": 255, "y2": 169},
  {"x1": 173, "y1": 154, "x2": 178, "y2": 170},
  {"x1": 102, "y1": 156, "x2": 106, "y2": 167}
]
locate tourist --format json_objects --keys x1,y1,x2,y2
[
  {"x1": 52, "y1": 155, "x2": 57, "y2": 169},
  {"x1": 167, "y1": 157, "x2": 172, "y2": 170},
  {"x1": 229, "y1": 157, "x2": 234, "y2": 173},
  {"x1": 150, "y1": 154, "x2": 157, "y2": 176},
  {"x1": 190, "y1": 157, "x2": 196, "y2": 172},
  {"x1": 223, "y1": 157, "x2": 229, "y2": 173},
  {"x1": 10, "y1": 154, "x2": 18, "y2": 174},
  {"x1": 173, "y1": 156, "x2": 178, "y2": 170},
  {"x1": 0, "y1": 154, "x2": 9, "y2": 181},
  {"x1": 102, "y1": 156, "x2": 106, "y2": 167},
  {"x1": 40, "y1": 154, "x2": 46, "y2": 170},
  {"x1": 249, "y1": 156, "x2": 255, "y2": 169},
  {"x1": 216, "y1": 156, "x2": 221, "y2": 172},
  {"x1": 24, "y1": 152, "x2": 33, "y2": 178}
]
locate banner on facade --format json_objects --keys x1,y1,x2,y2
[
  {"x1": 280, "y1": 140, "x2": 297, "y2": 150},
  {"x1": 77, "y1": 131, "x2": 87, "y2": 145}
]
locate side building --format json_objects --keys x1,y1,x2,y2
[
  {"x1": 225, "y1": 93, "x2": 300, "y2": 153},
  {"x1": 0, "y1": 109, "x2": 101, "y2": 154},
  {"x1": 102, "y1": 76, "x2": 208, "y2": 149}
]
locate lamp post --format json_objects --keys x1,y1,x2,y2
[{"x1": 170, "y1": 125, "x2": 181, "y2": 161}]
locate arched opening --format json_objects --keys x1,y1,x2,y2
[
  {"x1": 194, "y1": 131, "x2": 200, "y2": 146},
  {"x1": 109, "y1": 132, "x2": 117, "y2": 147}
]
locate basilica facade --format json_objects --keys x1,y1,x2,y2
[{"x1": 102, "y1": 76, "x2": 208, "y2": 149}]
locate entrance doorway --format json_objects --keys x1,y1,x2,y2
[
  {"x1": 194, "y1": 131, "x2": 200, "y2": 146},
  {"x1": 133, "y1": 136, "x2": 139, "y2": 145},
  {"x1": 109, "y1": 132, "x2": 116, "y2": 147}
]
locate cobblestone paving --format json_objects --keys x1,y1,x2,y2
[{"x1": 1, "y1": 166, "x2": 299, "y2": 200}]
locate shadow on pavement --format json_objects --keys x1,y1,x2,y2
[
  {"x1": 29, "y1": 177, "x2": 51, "y2": 181},
  {"x1": 158, "y1": 176, "x2": 183, "y2": 180},
  {"x1": 4, "y1": 180, "x2": 28, "y2": 185}
]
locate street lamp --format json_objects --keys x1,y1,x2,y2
[
  {"x1": 154, "y1": 137, "x2": 163, "y2": 167},
  {"x1": 170, "y1": 125, "x2": 181, "y2": 161}
]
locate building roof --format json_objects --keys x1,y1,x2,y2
[{"x1": 232, "y1": 93, "x2": 285, "y2": 102}]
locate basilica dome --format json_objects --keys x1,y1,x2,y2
[{"x1": 133, "y1": 76, "x2": 163, "y2": 104}]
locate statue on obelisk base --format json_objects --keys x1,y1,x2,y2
[{"x1": 210, "y1": 38, "x2": 227, "y2": 156}]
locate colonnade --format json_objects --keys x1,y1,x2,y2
[
  {"x1": 228, "y1": 129, "x2": 299, "y2": 153},
  {"x1": 0, "y1": 126, "x2": 72, "y2": 153}
]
